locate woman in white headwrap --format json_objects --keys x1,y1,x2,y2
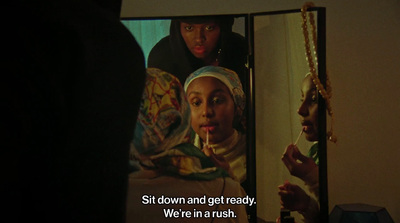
[
  {"x1": 184, "y1": 66, "x2": 247, "y2": 185},
  {"x1": 126, "y1": 68, "x2": 248, "y2": 223}
]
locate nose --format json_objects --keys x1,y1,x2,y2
[
  {"x1": 194, "y1": 28, "x2": 205, "y2": 44},
  {"x1": 297, "y1": 101, "x2": 309, "y2": 117},
  {"x1": 202, "y1": 102, "x2": 214, "y2": 117}
]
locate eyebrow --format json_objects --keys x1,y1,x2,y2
[
  {"x1": 187, "y1": 91, "x2": 201, "y2": 97},
  {"x1": 187, "y1": 88, "x2": 228, "y2": 97}
]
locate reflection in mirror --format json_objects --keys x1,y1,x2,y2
[
  {"x1": 122, "y1": 15, "x2": 253, "y2": 222},
  {"x1": 184, "y1": 65, "x2": 247, "y2": 184},
  {"x1": 126, "y1": 68, "x2": 249, "y2": 222},
  {"x1": 122, "y1": 16, "x2": 248, "y2": 86},
  {"x1": 122, "y1": 16, "x2": 249, "y2": 185},
  {"x1": 253, "y1": 10, "x2": 323, "y2": 223}
]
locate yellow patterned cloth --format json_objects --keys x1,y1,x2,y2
[{"x1": 132, "y1": 68, "x2": 191, "y2": 157}]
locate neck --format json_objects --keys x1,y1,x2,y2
[
  {"x1": 208, "y1": 129, "x2": 237, "y2": 146},
  {"x1": 203, "y1": 48, "x2": 221, "y2": 65}
]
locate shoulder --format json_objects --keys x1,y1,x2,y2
[
  {"x1": 148, "y1": 36, "x2": 172, "y2": 59},
  {"x1": 147, "y1": 36, "x2": 176, "y2": 68},
  {"x1": 226, "y1": 32, "x2": 247, "y2": 48},
  {"x1": 231, "y1": 32, "x2": 246, "y2": 42},
  {"x1": 220, "y1": 32, "x2": 248, "y2": 62}
]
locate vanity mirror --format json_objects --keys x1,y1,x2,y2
[
  {"x1": 122, "y1": 6, "x2": 327, "y2": 223},
  {"x1": 249, "y1": 7, "x2": 327, "y2": 223}
]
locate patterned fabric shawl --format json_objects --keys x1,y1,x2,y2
[{"x1": 130, "y1": 68, "x2": 228, "y2": 180}]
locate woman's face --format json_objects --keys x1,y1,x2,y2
[
  {"x1": 297, "y1": 75, "x2": 318, "y2": 142},
  {"x1": 186, "y1": 77, "x2": 235, "y2": 144},
  {"x1": 180, "y1": 22, "x2": 221, "y2": 64}
]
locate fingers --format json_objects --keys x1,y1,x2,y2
[
  {"x1": 283, "y1": 144, "x2": 306, "y2": 160},
  {"x1": 202, "y1": 146, "x2": 232, "y2": 175},
  {"x1": 278, "y1": 181, "x2": 293, "y2": 195},
  {"x1": 289, "y1": 144, "x2": 313, "y2": 164},
  {"x1": 282, "y1": 144, "x2": 293, "y2": 156},
  {"x1": 282, "y1": 144, "x2": 295, "y2": 158},
  {"x1": 282, "y1": 143, "x2": 318, "y2": 178},
  {"x1": 202, "y1": 145, "x2": 213, "y2": 157},
  {"x1": 202, "y1": 145, "x2": 225, "y2": 164},
  {"x1": 278, "y1": 181, "x2": 310, "y2": 212},
  {"x1": 278, "y1": 184, "x2": 285, "y2": 190},
  {"x1": 278, "y1": 189, "x2": 294, "y2": 210},
  {"x1": 295, "y1": 150, "x2": 313, "y2": 163},
  {"x1": 290, "y1": 145, "x2": 302, "y2": 158},
  {"x1": 210, "y1": 154, "x2": 229, "y2": 169},
  {"x1": 281, "y1": 145, "x2": 298, "y2": 168}
]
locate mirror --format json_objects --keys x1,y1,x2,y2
[
  {"x1": 121, "y1": 7, "x2": 327, "y2": 223},
  {"x1": 250, "y1": 8, "x2": 327, "y2": 223},
  {"x1": 122, "y1": 15, "x2": 250, "y2": 184},
  {"x1": 122, "y1": 14, "x2": 254, "y2": 222}
]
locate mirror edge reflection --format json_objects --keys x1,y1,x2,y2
[{"x1": 315, "y1": 7, "x2": 329, "y2": 223}]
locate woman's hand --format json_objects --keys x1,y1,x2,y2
[
  {"x1": 278, "y1": 181, "x2": 310, "y2": 212},
  {"x1": 281, "y1": 144, "x2": 317, "y2": 180},
  {"x1": 202, "y1": 145, "x2": 235, "y2": 180}
]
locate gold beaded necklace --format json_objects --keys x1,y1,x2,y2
[{"x1": 301, "y1": 2, "x2": 337, "y2": 143}]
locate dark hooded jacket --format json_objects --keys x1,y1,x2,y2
[
  {"x1": 4, "y1": 1, "x2": 146, "y2": 222},
  {"x1": 147, "y1": 16, "x2": 248, "y2": 89}
]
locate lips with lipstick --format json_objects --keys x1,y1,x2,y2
[
  {"x1": 301, "y1": 121, "x2": 314, "y2": 133},
  {"x1": 200, "y1": 122, "x2": 218, "y2": 133},
  {"x1": 194, "y1": 45, "x2": 206, "y2": 55}
]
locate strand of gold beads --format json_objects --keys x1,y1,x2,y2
[{"x1": 301, "y1": 2, "x2": 337, "y2": 143}]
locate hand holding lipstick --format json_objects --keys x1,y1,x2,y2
[
  {"x1": 202, "y1": 142, "x2": 236, "y2": 180},
  {"x1": 281, "y1": 144, "x2": 317, "y2": 180}
]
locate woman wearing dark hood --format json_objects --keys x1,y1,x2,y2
[{"x1": 147, "y1": 16, "x2": 248, "y2": 88}]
